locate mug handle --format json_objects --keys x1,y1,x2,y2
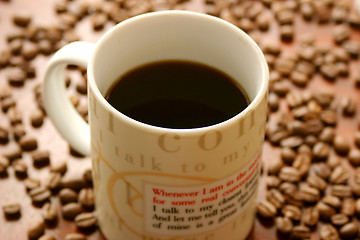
[{"x1": 43, "y1": 41, "x2": 96, "y2": 156}]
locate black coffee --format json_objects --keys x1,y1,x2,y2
[{"x1": 105, "y1": 60, "x2": 249, "y2": 129}]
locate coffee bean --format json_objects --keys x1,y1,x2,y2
[
  {"x1": 312, "y1": 142, "x2": 331, "y2": 159},
  {"x1": 292, "y1": 153, "x2": 311, "y2": 177},
  {"x1": 322, "y1": 195, "x2": 342, "y2": 209},
  {"x1": 2, "y1": 202, "x2": 21, "y2": 218},
  {"x1": 306, "y1": 174, "x2": 327, "y2": 191},
  {"x1": 333, "y1": 135, "x2": 350, "y2": 156},
  {"x1": 272, "y1": 80, "x2": 290, "y2": 97},
  {"x1": 29, "y1": 186, "x2": 51, "y2": 204},
  {"x1": 7, "y1": 68, "x2": 26, "y2": 87},
  {"x1": 281, "y1": 204, "x2": 302, "y2": 221},
  {"x1": 331, "y1": 213, "x2": 349, "y2": 226},
  {"x1": 30, "y1": 108, "x2": 45, "y2": 127},
  {"x1": 12, "y1": 123, "x2": 26, "y2": 141},
  {"x1": 281, "y1": 147, "x2": 296, "y2": 164},
  {"x1": 327, "y1": 156, "x2": 341, "y2": 169},
  {"x1": 348, "y1": 148, "x2": 360, "y2": 166},
  {"x1": 1, "y1": 98, "x2": 15, "y2": 114},
  {"x1": 0, "y1": 50, "x2": 11, "y2": 68},
  {"x1": 275, "y1": 57, "x2": 296, "y2": 77},
  {"x1": 356, "y1": 198, "x2": 360, "y2": 215},
  {"x1": 320, "y1": 224, "x2": 340, "y2": 240},
  {"x1": 302, "y1": 206, "x2": 319, "y2": 227},
  {"x1": 341, "y1": 198, "x2": 356, "y2": 217},
  {"x1": 12, "y1": 11, "x2": 32, "y2": 27},
  {"x1": 59, "y1": 188, "x2": 78, "y2": 204},
  {"x1": 24, "y1": 178, "x2": 41, "y2": 192},
  {"x1": 27, "y1": 218, "x2": 45, "y2": 239},
  {"x1": 268, "y1": 92, "x2": 279, "y2": 111},
  {"x1": 12, "y1": 160, "x2": 28, "y2": 178},
  {"x1": 330, "y1": 165, "x2": 349, "y2": 184},
  {"x1": 275, "y1": 216, "x2": 293, "y2": 234},
  {"x1": 19, "y1": 136, "x2": 38, "y2": 151},
  {"x1": 311, "y1": 162, "x2": 331, "y2": 180},
  {"x1": 256, "y1": 12, "x2": 270, "y2": 31},
  {"x1": 256, "y1": 200, "x2": 277, "y2": 218},
  {"x1": 317, "y1": 201, "x2": 336, "y2": 220},
  {"x1": 74, "y1": 212, "x2": 97, "y2": 228},
  {"x1": 64, "y1": 233, "x2": 87, "y2": 240},
  {"x1": 299, "y1": 185, "x2": 320, "y2": 203},
  {"x1": 4, "y1": 145, "x2": 22, "y2": 161},
  {"x1": 279, "y1": 166, "x2": 301, "y2": 182},
  {"x1": 266, "y1": 188, "x2": 285, "y2": 209},
  {"x1": 32, "y1": 150, "x2": 50, "y2": 167},
  {"x1": 319, "y1": 127, "x2": 335, "y2": 143},
  {"x1": 292, "y1": 225, "x2": 311, "y2": 239},
  {"x1": 331, "y1": 185, "x2": 352, "y2": 198},
  {"x1": 279, "y1": 182, "x2": 298, "y2": 197},
  {"x1": 78, "y1": 188, "x2": 94, "y2": 209},
  {"x1": 320, "y1": 64, "x2": 338, "y2": 81},
  {"x1": 46, "y1": 172, "x2": 62, "y2": 190},
  {"x1": 39, "y1": 234, "x2": 57, "y2": 240},
  {"x1": 339, "y1": 222, "x2": 359, "y2": 239},
  {"x1": 342, "y1": 41, "x2": 360, "y2": 58},
  {"x1": 280, "y1": 24, "x2": 294, "y2": 42},
  {"x1": 83, "y1": 169, "x2": 92, "y2": 185},
  {"x1": 8, "y1": 107, "x2": 23, "y2": 125},
  {"x1": 9, "y1": 39, "x2": 23, "y2": 55},
  {"x1": 341, "y1": 96, "x2": 356, "y2": 116},
  {"x1": 0, "y1": 156, "x2": 9, "y2": 175},
  {"x1": 62, "y1": 202, "x2": 82, "y2": 220},
  {"x1": 267, "y1": 157, "x2": 284, "y2": 175},
  {"x1": 50, "y1": 160, "x2": 67, "y2": 175},
  {"x1": 280, "y1": 136, "x2": 304, "y2": 149},
  {"x1": 355, "y1": 131, "x2": 360, "y2": 148},
  {"x1": 306, "y1": 119, "x2": 324, "y2": 136},
  {"x1": 332, "y1": 7, "x2": 348, "y2": 23},
  {"x1": 41, "y1": 202, "x2": 58, "y2": 222},
  {"x1": 266, "y1": 175, "x2": 281, "y2": 189},
  {"x1": 333, "y1": 24, "x2": 350, "y2": 44}
]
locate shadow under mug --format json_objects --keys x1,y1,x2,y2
[{"x1": 43, "y1": 10, "x2": 269, "y2": 240}]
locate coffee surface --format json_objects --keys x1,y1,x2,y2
[{"x1": 105, "y1": 60, "x2": 249, "y2": 129}]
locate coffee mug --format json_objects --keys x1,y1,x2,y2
[{"x1": 43, "y1": 10, "x2": 269, "y2": 240}]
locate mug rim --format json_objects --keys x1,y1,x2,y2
[{"x1": 88, "y1": 10, "x2": 269, "y2": 133}]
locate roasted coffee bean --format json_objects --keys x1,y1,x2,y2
[
  {"x1": 332, "y1": 7, "x2": 347, "y2": 23},
  {"x1": 331, "y1": 213, "x2": 349, "y2": 226},
  {"x1": 275, "y1": 57, "x2": 295, "y2": 77},
  {"x1": 322, "y1": 195, "x2": 342, "y2": 209},
  {"x1": 292, "y1": 225, "x2": 311, "y2": 239},
  {"x1": 0, "y1": 50, "x2": 11, "y2": 68},
  {"x1": 64, "y1": 233, "x2": 87, "y2": 240},
  {"x1": 331, "y1": 185, "x2": 352, "y2": 198},
  {"x1": 281, "y1": 147, "x2": 296, "y2": 164},
  {"x1": 27, "y1": 218, "x2": 45, "y2": 239},
  {"x1": 62, "y1": 202, "x2": 82, "y2": 220},
  {"x1": 74, "y1": 212, "x2": 97, "y2": 228},
  {"x1": 266, "y1": 176, "x2": 281, "y2": 189},
  {"x1": 38, "y1": 39, "x2": 53, "y2": 55},
  {"x1": 286, "y1": 91, "x2": 303, "y2": 108},
  {"x1": 299, "y1": 185, "x2": 320, "y2": 202},
  {"x1": 319, "y1": 110, "x2": 337, "y2": 126},
  {"x1": 12, "y1": 123, "x2": 26, "y2": 141},
  {"x1": 348, "y1": 148, "x2": 360, "y2": 166},
  {"x1": 12, "y1": 11, "x2": 32, "y2": 27},
  {"x1": 83, "y1": 169, "x2": 92, "y2": 185},
  {"x1": 306, "y1": 119, "x2": 324, "y2": 136},
  {"x1": 333, "y1": 135, "x2": 350, "y2": 155},
  {"x1": 355, "y1": 131, "x2": 360, "y2": 148},
  {"x1": 319, "y1": 127, "x2": 335, "y2": 143},
  {"x1": 39, "y1": 234, "x2": 57, "y2": 240},
  {"x1": 341, "y1": 96, "x2": 356, "y2": 116},
  {"x1": 50, "y1": 160, "x2": 67, "y2": 175},
  {"x1": 320, "y1": 224, "x2": 340, "y2": 240},
  {"x1": 266, "y1": 188, "x2": 285, "y2": 209},
  {"x1": 292, "y1": 153, "x2": 311, "y2": 177},
  {"x1": 280, "y1": 25, "x2": 294, "y2": 42},
  {"x1": 9, "y1": 39, "x2": 23, "y2": 55},
  {"x1": 19, "y1": 136, "x2": 37, "y2": 151},
  {"x1": 0, "y1": 156, "x2": 9, "y2": 175},
  {"x1": 275, "y1": 216, "x2": 293, "y2": 234},
  {"x1": 256, "y1": 200, "x2": 277, "y2": 218},
  {"x1": 302, "y1": 206, "x2": 319, "y2": 227},
  {"x1": 2, "y1": 202, "x2": 21, "y2": 218},
  {"x1": 268, "y1": 92, "x2": 279, "y2": 111},
  {"x1": 320, "y1": 63, "x2": 338, "y2": 81},
  {"x1": 336, "y1": 62, "x2": 349, "y2": 76},
  {"x1": 21, "y1": 42, "x2": 39, "y2": 61},
  {"x1": 78, "y1": 188, "x2": 94, "y2": 209},
  {"x1": 41, "y1": 202, "x2": 58, "y2": 222},
  {"x1": 30, "y1": 108, "x2": 45, "y2": 127},
  {"x1": 349, "y1": 180, "x2": 360, "y2": 196},
  {"x1": 342, "y1": 41, "x2": 360, "y2": 58},
  {"x1": 1, "y1": 97, "x2": 15, "y2": 113},
  {"x1": 46, "y1": 172, "x2": 62, "y2": 190},
  {"x1": 32, "y1": 150, "x2": 50, "y2": 167},
  {"x1": 272, "y1": 80, "x2": 290, "y2": 96},
  {"x1": 256, "y1": 12, "x2": 270, "y2": 31},
  {"x1": 317, "y1": 201, "x2": 336, "y2": 220},
  {"x1": 24, "y1": 178, "x2": 41, "y2": 192},
  {"x1": 59, "y1": 188, "x2": 78, "y2": 204},
  {"x1": 333, "y1": 24, "x2": 350, "y2": 44},
  {"x1": 7, "y1": 68, "x2": 26, "y2": 87},
  {"x1": 279, "y1": 182, "x2": 298, "y2": 197},
  {"x1": 311, "y1": 162, "x2": 331, "y2": 179},
  {"x1": 267, "y1": 157, "x2": 284, "y2": 175},
  {"x1": 280, "y1": 136, "x2": 303, "y2": 149},
  {"x1": 330, "y1": 165, "x2": 349, "y2": 184},
  {"x1": 339, "y1": 222, "x2": 359, "y2": 239},
  {"x1": 327, "y1": 156, "x2": 341, "y2": 169},
  {"x1": 29, "y1": 186, "x2": 51, "y2": 204},
  {"x1": 12, "y1": 160, "x2": 28, "y2": 177},
  {"x1": 281, "y1": 204, "x2": 302, "y2": 221},
  {"x1": 279, "y1": 166, "x2": 301, "y2": 182},
  {"x1": 4, "y1": 145, "x2": 22, "y2": 161},
  {"x1": 341, "y1": 198, "x2": 356, "y2": 216},
  {"x1": 306, "y1": 174, "x2": 327, "y2": 191},
  {"x1": 8, "y1": 107, "x2": 23, "y2": 125},
  {"x1": 356, "y1": 198, "x2": 360, "y2": 215}
]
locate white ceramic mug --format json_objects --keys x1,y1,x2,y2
[{"x1": 43, "y1": 10, "x2": 269, "y2": 240}]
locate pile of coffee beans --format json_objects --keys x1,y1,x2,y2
[{"x1": 0, "y1": 0, "x2": 360, "y2": 239}]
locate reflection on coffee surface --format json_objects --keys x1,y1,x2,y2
[{"x1": 105, "y1": 60, "x2": 249, "y2": 129}]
